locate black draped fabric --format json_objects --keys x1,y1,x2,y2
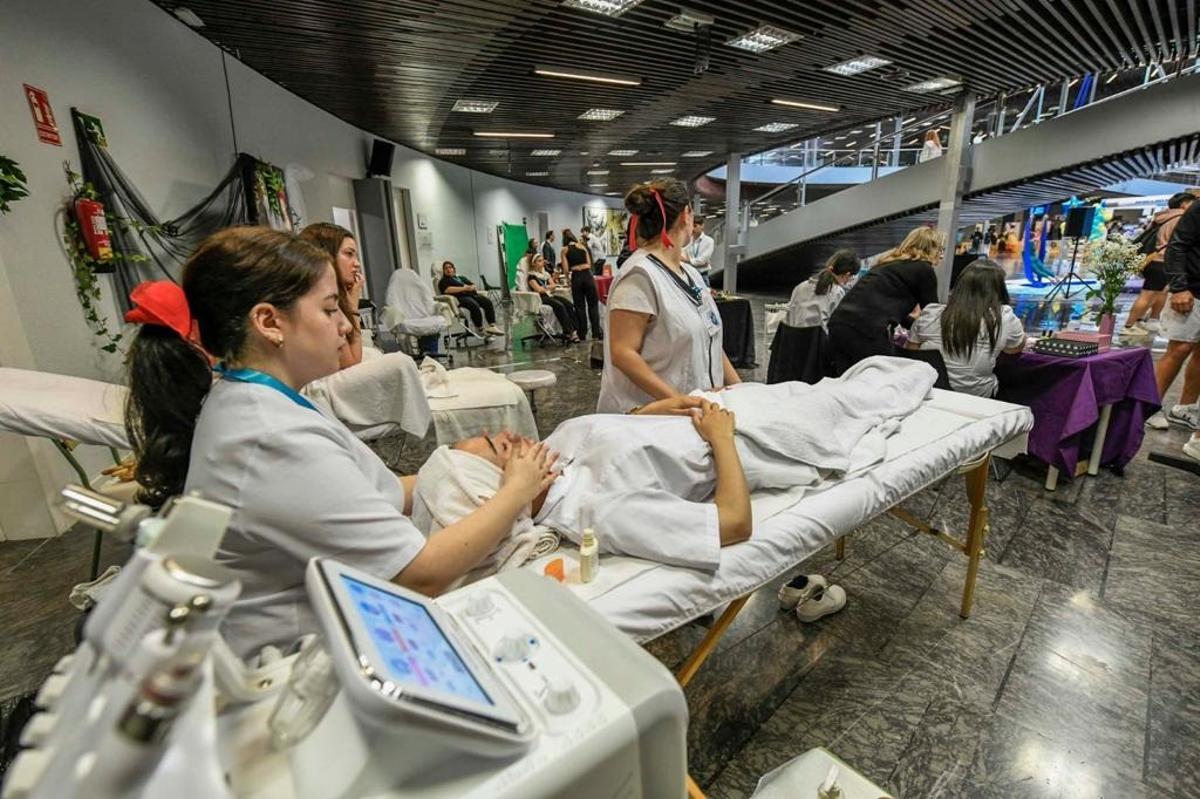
[
  {"x1": 767, "y1": 324, "x2": 831, "y2": 385},
  {"x1": 72, "y1": 110, "x2": 252, "y2": 312},
  {"x1": 716, "y1": 297, "x2": 756, "y2": 368}
]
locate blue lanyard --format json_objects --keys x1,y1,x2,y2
[{"x1": 214, "y1": 364, "x2": 320, "y2": 412}]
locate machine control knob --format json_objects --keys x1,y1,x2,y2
[
  {"x1": 34, "y1": 674, "x2": 69, "y2": 711},
  {"x1": 465, "y1": 593, "x2": 496, "y2": 618},
  {"x1": 543, "y1": 678, "x2": 580, "y2": 715},
  {"x1": 493, "y1": 633, "x2": 533, "y2": 663},
  {"x1": 18, "y1": 714, "x2": 55, "y2": 748}
]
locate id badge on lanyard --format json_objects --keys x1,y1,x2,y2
[{"x1": 700, "y1": 289, "x2": 722, "y2": 339}]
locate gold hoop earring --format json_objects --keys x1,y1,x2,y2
[{"x1": 275, "y1": 338, "x2": 285, "y2": 349}]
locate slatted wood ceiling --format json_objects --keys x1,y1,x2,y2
[{"x1": 152, "y1": 0, "x2": 1196, "y2": 195}]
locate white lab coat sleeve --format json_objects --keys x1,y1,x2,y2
[
  {"x1": 239, "y1": 425, "x2": 426, "y2": 581},
  {"x1": 591, "y1": 489, "x2": 722, "y2": 571},
  {"x1": 1000, "y1": 306, "x2": 1026, "y2": 349},
  {"x1": 693, "y1": 236, "x2": 715, "y2": 269}
]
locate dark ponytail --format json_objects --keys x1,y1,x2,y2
[
  {"x1": 624, "y1": 178, "x2": 690, "y2": 245},
  {"x1": 815, "y1": 248, "x2": 860, "y2": 296},
  {"x1": 125, "y1": 227, "x2": 332, "y2": 507}
]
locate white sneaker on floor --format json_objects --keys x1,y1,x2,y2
[
  {"x1": 484, "y1": 324, "x2": 503, "y2": 336},
  {"x1": 777, "y1": 574, "x2": 826, "y2": 610},
  {"x1": 1122, "y1": 324, "x2": 1150, "y2": 338},
  {"x1": 1166, "y1": 404, "x2": 1200, "y2": 431},
  {"x1": 796, "y1": 583, "x2": 847, "y2": 623},
  {"x1": 1146, "y1": 411, "x2": 1170, "y2": 430},
  {"x1": 1183, "y1": 437, "x2": 1200, "y2": 463}
]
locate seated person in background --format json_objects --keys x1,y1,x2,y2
[
  {"x1": 786, "y1": 248, "x2": 859, "y2": 330},
  {"x1": 299, "y1": 222, "x2": 365, "y2": 369},
  {"x1": 905, "y1": 259, "x2": 1026, "y2": 397},
  {"x1": 526, "y1": 253, "x2": 581, "y2": 342},
  {"x1": 438, "y1": 261, "x2": 502, "y2": 336}
]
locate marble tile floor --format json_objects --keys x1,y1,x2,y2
[{"x1": 1, "y1": 292, "x2": 1199, "y2": 798}]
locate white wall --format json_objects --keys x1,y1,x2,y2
[{"x1": 0, "y1": 0, "x2": 619, "y2": 538}]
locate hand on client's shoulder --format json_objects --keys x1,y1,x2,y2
[{"x1": 634, "y1": 395, "x2": 704, "y2": 416}]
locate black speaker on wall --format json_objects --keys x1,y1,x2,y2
[
  {"x1": 1065, "y1": 205, "x2": 1096, "y2": 238},
  {"x1": 367, "y1": 140, "x2": 395, "y2": 177}
]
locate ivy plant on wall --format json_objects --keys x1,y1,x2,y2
[
  {"x1": 62, "y1": 164, "x2": 127, "y2": 353},
  {"x1": 0, "y1": 155, "x2": 30, "y2": 214}
]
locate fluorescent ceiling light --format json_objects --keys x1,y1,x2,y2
[
  {"x1": 754, "y1": 122, "x2": 799, "y2": 133},
  {"x1": 620, "y1": 161, "x2": 675, "y2": 166},
  {"x1": 681, "y1": 150, "x2": 713, "y2": 157},
  {"x1": 822, "y1": 55, "x2": 890, "y2": 76},
  {"x1": 531, "y1": 149, "x2": 562, "y2": 156},
  {"x1": 903, "y1": 76, "x2": 962, "y2": 93},
  {"x1": 589, "y1": 184, "x2": 609, "y2": 188},
  {"x1": 434, "y1": 147, "x2": 465, "y2": 156},
  {"x1": 726, "y1": 24, "x2": 800, "y2": 53},
  {"x1": 665, "y1": 8, "x2": 714, "y2": 32},
  {"x1": 608, "y1": 149, "x2": 639, "y2": 156},
  {"x1": 902, "y1": 117, "x2": 917, "y2": 124},
  {"x1": 605, "y1": 192, "x2": 622, "y2": 196},
  {"x1": 578, "y1": 108, "x2": 625, "y2": 121},
  {"x1": 474, "y1": 131, "x2": 555, "y2": 138},
  {"x1": 535, "y1": 66, "x2": 641, "y2": 86},
  {"x1": 526, "y1": 171, "x2": 549, "y2": 176},
  {"x1": 562, "y1": 0, "x2": 644, "y2": 16},
  {"x1": 1105, "y1": 71, "x2": 1119, "y2": 84},
  {"x1": 850, "y1": 128, "x2": 863, "y2": 133},
  {"x1": 771, "y1": 98, "x2": 839, "y2": 112},
  {"x1": 172, "y1": 6, "x2": 205, "y2": 27},
  {"x1": 452, "y1": 99, "x2": 498, "y2": 113},
  {"x1": 650, "y1": 168, "x2": 675, "y2": 174},
  {"x1": 587, "y1": 169, "x2": 610, "y2": 175},
  {"x1": 671, "y1": 115, "x2": 716, "y2": 127}
]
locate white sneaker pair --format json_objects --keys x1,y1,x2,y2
[
  {"x1": 1122, "y1": 323, "x2": 1151, "y2": 338},
  {"x1": 1184, "y1": 437, "x2": 1200, "y2": 463},
  {"x1": 776, "y1": 574, "x2": 847, "y2": 622},
  {"x1": 1147, "y1": 404, "x2": 1200, "y2": 431},
  {"x1": 479, "y1": 324, "x2": 503, "y2": 337}
]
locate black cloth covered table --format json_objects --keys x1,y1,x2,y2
[{"x1": 716, "y1": 297, "x2": 756, "y2": 368}]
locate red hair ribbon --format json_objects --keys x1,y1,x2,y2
[
  {"x1": 125, "y1": 280, "x2": 198, "y2": 343},
  {"x1": 627, "y1": 214, "x2": 639, "y2": 250},
  {"x1": 651, "y1": 189, "x2": 674, "y2": 249}
]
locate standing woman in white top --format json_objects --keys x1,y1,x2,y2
[
  {"x1": 918, "y1": 129, "x2": 944, "y2": 163},
  {"x1": 786, "y1": 248, "x2": 860, "y2": 329},
  {"x1": 598, "y1": 178, "x2": 740, "y2": 413},
  {"x1": 123, "y1": 227, "x2": 556, "y2": 657}
]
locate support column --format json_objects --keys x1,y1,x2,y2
[
  {"x1": 722, "y1": 152, "x2": 742, "y2": 295},
  {"x1": 1057, "y1": 79, "x2": 1070, "y2": 116},
  {"x1": 870, "y1": 120, "x2": 882, "y2": 180},
  {"x1": 993, "y1": 91, "x2": 1006, "y2": 136},
  {"x1": 891, "y1": 115, "x2": 903, "y2": 166},
  {"x1": 934, "y1": 92, "x2": 976, "y2": 302}
]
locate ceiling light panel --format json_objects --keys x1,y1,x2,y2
[
  {"x1": 535, "y1": 66, "x2": 641, "y2": 86},
  {"x1": 682, "y1": 150, "x2": 713, "y2": 157},
  {"x1": 578, "y1": 108, "x2": 625, "y2": 121},
  {"x1": 452, "y1": 99, "x2": 498, "y2": 113},
  {"x1": 665, "y1": 8, "x2": 714, "y2": 32},
  {"x1": 562, "y1": 0, "x2": 644, "y2": 16},
  {"x1": 434, "y1": 147, "x2": 465, "y2": 155},
  {"x1": 474, "y1": 131, "x2": 555, "y2": 138},
  {"x1": 650, "y1": 168, "x2": 675, "y2": 174},
  {"x1": 670, "y1": 115, "x2": 716, "y2": 127},
  {"x1": 771, "y1": 98, "x2": 839, "y2": 112},
  {"x1": 531, "y1": 149, "x2": 562, "y2": 156},
  {"x1": 822, "y1": 55, "x2": 891, "y2": 76},
  {"x1": 726, "y1": 25, "x2": 800, "y2": 53},
  {"x1": 526, "y1": 171, "x2": 549, "y2": 176},
  {"x1": 587, "y1": 169, "x2": 610, "y2": 175},
  {"x1": 754, "y1": 122, "x2": 799, "y2": 133},
  {"x1": 608, "y1": 149, "x2": 639, "y2": 156},
  {"x1": 903, "y1": 76, "x2": 962, "y2": 93},
  {"x1": 589, "y1": 183, "x2": 609, "y2": 188},
  {"x1": 620, "y1": 161, "x2": 675, "y2": 166}
]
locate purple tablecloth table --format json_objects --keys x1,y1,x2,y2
[{"x1": 994, "y1": 348, "x2": 1160, "y2": 487}]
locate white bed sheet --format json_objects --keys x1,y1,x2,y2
[
  {"x1": 0, "y1": 367, "x2": 129, "y2": 449},
  {"x1": 522, "y1": 390, "x2": 1033, "y2": 643}
]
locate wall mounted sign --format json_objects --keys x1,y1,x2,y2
[{"x1": 24, "y1": 84, "x2": 61, "y2": 146}]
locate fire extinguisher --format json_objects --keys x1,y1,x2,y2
[{"x1": 74, "y1": 197, "x2": 114, "y2": 263}]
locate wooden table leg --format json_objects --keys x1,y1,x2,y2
[
  {"x1": 686, "y1": 774, "x2": 707, "y2": 799},
  {"x1": 835, "y1": 535, "x2": 846, "y2": 560},
  {"x1": 959, "y1": 456, "x2": 991, "y2": 619},
  {"x1": 675, "y1": 595, "x2": 751, "y2": 689}
]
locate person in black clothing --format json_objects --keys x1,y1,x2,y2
[
  {"x1": 525, "y1": 253, "x2": 581, "y2": 342},
  {"x1": 827, "y1": 226, "x2": 942, "y2": 374},
  {"x1": 541, "y1": 231, "x2": 557, "y2": 273},
  {"x1": 1153, "y1": 194, "x2": 1200, "y2": 458},
  {"x1": 562, "y1": 229, "x2": 602, "y2": 340},
  {"x1": 438, "y1": 261, "x2": 501, "y2": 336}
]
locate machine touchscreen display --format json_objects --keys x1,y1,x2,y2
[{"x1": 342, "y1": 575, "x2": 494, "y2": 706}]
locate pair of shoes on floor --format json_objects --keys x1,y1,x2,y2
[
  {"x1": 1122, "y1": 323, "x2": 1151, "y2": 338},
  {"x1": 1184, "y1": 437, "x2": 1200, "y2": 463},
  {"x1": 483, "y1": 324, "x2": 503, "y2": 336},
  {"x1": 777, "y1": 574, "x2": 846, "y2": 622},
  {"x1": 1147, "y1": 404, "x2": 1200, "y2": 431}
]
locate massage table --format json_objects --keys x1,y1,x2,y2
[{"x1": 524, "y1": 389, "x2": 1032, "y2": 698}]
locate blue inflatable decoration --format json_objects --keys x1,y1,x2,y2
[{"x1": 1022, "y1": 209, "x2": 1057, "y2": 286}]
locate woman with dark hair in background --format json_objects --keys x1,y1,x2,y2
[
  {"x1": 598, "y1": 178, "x2": 740, "y2": 413},
  {"x1": 526, "y1": 253, "x2": 581, "y2": 342},
  {"x1": 905, "y1": 259, "x2": 1026, "y2": 397},
  {"x1": 123, "y1": 227, "x2": 556, "y2": 658},
  {"x1": 299, "y1": 222, "x2": 364, "y2": 369},
  {"x1": 561, "y1": 228, "x2": 601, "y2": 340},
  {"x1": 786, "y1": 248, "x2": 859, "y2": 330}
]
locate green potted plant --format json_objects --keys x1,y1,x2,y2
[
  {"x1": 0, "y1": 155, "x2": 30, "y2": 214},
  {"x1": 1085, "y1": 235, "x2": 1141, "y2": 346}
]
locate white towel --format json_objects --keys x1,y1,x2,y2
[
  {"x1": 412, "y1": 445, "x2": 557, "y2": 587},
  {"x1": 419, "y1": 356, "x2": 454, "y2": 398},
  {"x1": 302, "y1": 351, "x2": 432, "y2": 438}
]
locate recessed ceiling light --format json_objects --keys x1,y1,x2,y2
[
  {"x1": 671, "y1": 115, "x2": 716, "y2": 127},
  {"x1": 452, "y1": 99, "x2": 498, "y2": 113},
  {"x1": 822, "y1": 55, "x2": 891, "y2": 76},
  {"x1": 754, "y1": 122, "x2": 799, "y2": 133},
  {"x1": 580, "y1": 150, "x2": 590, "y2": 155},
  {"x1": 726, "y1": 25, "x2": 800, "y2": 53},
  {"x1": 172, "y1": 6, "x2": 205, "y2": 27},
  {"x1": 578, "y1": 108, "x2": 626, "y2": 121},
  {"x1": 587, "y1": 169, "x2": 610, "y2": 175},
  {"x1": 562, "y1": 0, "x2": 644, "y2": 16},
  {"x1": 850, "y1": 129, "x2": 863, "y2": 133},
  {"x1": 535, "y1": 65, "x2": 641, "y2": 86},
  {"x1": 681, "y1": 150, "x2": 713, "y2": 157},
  {"x1": 903, "y1": 76, "x2": 962, "y2": 93},
  {"x1": 608, "y1": 149, "x2": 639, "y2": 156},
  {"x1": 474, "y1": 131, "x2": 555, "y2": 138},
  {"x1": 526, "y1": 171, "x2": 549, "y2": 177},
  {"x1": 531, "y1": 149, "x2": 562, "y2": 156},
  {"x1": 650, "y1": 168, "x2": 675, "y2": 174},
  {"x1": 434, "y1": 147, "x2": 466, "y2": 156},
  {"x1": 620, "y1": 161, "x2": 675, "y2": 166},
  {"x1": 771, "y1": 98, "x2": 839, "y2": 112}
]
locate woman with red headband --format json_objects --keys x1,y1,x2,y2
[{"x1": 597, "y1": 178, "x2": 740, "y2": 413}]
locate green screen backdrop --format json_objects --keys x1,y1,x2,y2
[{"x1": 500, "y1": 222, "x2": 528, "y2": 290}]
